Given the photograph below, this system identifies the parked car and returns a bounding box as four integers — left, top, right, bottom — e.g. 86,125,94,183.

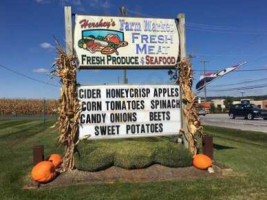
198,109,206,116
229,103,267,120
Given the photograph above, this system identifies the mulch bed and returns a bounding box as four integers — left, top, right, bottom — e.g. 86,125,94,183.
25,163,230,189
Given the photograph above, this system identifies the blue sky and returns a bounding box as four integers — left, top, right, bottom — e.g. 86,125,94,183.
1,0,267,99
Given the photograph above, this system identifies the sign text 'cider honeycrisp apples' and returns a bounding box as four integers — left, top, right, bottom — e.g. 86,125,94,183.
78,85,181,139
74,15,179,68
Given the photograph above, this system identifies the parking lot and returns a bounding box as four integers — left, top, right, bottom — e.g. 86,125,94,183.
200,114,267,133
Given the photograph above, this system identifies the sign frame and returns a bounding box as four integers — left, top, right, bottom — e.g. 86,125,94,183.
64,6,187,147
73,14,180,69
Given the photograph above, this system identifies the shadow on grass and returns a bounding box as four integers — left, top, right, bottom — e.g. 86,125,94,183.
204,125,267,144
213,143,235,150
0,120,35,130
0,120,55,142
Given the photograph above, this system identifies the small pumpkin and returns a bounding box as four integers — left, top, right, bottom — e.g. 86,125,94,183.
48,154,62,168
31,161,56,183
193,154,212,170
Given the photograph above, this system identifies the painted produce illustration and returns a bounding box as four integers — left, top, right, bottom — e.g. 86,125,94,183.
78,29,128,55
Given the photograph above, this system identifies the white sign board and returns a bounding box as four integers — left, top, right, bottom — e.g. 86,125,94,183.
78,85,181,140
74,15,179,68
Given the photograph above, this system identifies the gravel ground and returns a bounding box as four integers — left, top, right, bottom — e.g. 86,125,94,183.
25,164,222,189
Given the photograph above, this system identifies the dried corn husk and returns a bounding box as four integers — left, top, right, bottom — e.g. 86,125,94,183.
177,59,202,155
52,45,80,171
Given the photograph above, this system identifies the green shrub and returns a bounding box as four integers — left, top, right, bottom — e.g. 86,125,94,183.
114,144,155,169
75,137,192,171
155,142,192,167
74,141,114,171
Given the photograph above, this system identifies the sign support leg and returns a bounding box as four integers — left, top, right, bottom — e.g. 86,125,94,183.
177,13,189,149
65,6,73,56
177,13,202,155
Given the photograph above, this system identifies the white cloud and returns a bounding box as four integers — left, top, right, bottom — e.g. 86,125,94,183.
35,0,111,10
89,0,98,7
55,0,81,6
72,0,81,6
34,0,66,5
102,0,110,8
77,6,85,11
34,0,49,3
33,68,50,73
89,0,110,9
40,42,54,50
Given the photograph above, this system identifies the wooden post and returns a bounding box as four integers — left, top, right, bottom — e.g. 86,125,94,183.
202,135,213,159
120,6,128,84
59,6,79,171
177,13,189,148
64,6,73,56
43,98,46,129
178,14,186,60
33,145,44,166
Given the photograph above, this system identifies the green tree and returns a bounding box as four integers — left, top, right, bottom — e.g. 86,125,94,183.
216,105,222,113
224,97,233,112
210,103,216,113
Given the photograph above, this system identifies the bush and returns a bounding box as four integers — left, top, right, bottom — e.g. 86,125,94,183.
75,147,114,171
155,142,192,167
74,138,192,171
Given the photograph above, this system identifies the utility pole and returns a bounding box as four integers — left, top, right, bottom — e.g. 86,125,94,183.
43,98,46,129
120,6,128,84
201,61,208,102
241,91,245,98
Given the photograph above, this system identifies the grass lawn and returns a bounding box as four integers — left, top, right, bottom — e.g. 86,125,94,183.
0,119,267,200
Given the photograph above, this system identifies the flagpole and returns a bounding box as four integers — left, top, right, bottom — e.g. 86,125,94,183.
201,60,208,102
120,6,128,84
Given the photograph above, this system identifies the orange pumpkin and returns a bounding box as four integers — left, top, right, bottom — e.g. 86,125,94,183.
193,154,212,170
31,161,56,183
48,154,63,168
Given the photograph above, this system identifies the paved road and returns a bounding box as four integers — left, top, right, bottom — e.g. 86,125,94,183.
200,114,267,133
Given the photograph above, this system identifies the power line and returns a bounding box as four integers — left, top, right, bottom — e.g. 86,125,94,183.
187,23,267,35
209,83,267,92
124,10,267,35
123,10,267,93
0,64,59,88
194,53,251,57
187,22,267,32
126,8,155,18
187,27,260,35
193,68,267,72
192,33,264,63
211,77,267,88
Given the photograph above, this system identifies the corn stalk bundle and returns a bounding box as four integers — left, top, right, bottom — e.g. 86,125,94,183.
52,46,80,171
177,59,202,155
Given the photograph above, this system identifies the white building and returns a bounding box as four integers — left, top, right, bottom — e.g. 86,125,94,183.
211,99,225,110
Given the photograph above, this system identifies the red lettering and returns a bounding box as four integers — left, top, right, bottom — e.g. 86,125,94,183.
79,19,115,29
146,55,176,65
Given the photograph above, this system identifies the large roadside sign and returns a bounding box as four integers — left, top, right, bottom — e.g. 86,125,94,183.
74,15,179,69
78,85,181,139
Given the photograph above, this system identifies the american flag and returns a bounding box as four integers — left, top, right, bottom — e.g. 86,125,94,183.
196,62,247,91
